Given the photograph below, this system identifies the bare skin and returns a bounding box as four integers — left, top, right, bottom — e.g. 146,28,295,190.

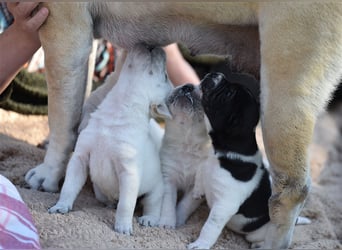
0,2,49,93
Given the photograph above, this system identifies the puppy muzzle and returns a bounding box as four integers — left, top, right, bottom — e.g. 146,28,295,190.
200,72,226,93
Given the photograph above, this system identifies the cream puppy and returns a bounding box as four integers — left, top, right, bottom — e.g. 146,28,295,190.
48,45,173,235
157,84,211,229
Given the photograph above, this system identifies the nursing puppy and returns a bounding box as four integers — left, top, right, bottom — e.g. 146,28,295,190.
48,45,172,235
27,2,342,248
189,73,309,249
157,84,211,229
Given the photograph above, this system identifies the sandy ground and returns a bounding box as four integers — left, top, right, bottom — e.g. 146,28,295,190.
0,107,341,249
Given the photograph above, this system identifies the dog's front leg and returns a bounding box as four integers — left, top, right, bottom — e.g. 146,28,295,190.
48,149,89,214
176,189,203,227
115,169,140,235
158,180,178,229
259,3,342,248
25,3,93,192
138,178,164,227
188,202,237,249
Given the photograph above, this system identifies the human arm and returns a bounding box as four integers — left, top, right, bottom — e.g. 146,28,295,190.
163,43,200,86
0,2,48,94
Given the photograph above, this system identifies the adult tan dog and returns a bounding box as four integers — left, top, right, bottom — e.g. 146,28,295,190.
25,2,342,249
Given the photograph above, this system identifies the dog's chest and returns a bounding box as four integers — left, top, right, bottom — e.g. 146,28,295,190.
161,142,209,191
89,153,120,201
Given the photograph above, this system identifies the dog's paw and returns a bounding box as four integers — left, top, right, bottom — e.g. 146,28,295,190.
157,217,176,229
138,215,159,227
114,221,133,235
187,239,210,249
250,241,264,249
296,216,311,225
48,203,72,214
176,217,186,228
25,163,60,192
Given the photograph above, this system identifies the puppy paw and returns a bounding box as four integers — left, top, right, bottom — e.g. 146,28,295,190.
187,239,210,249
157,217,176,229
251,241,264,249
25,163,60,192
296,216,311,225
114,221,133,235
48,203,72,214
176,217,186,228
138,215,159,227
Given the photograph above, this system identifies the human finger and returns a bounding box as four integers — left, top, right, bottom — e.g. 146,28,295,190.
26,6,49,31
8,2,40,19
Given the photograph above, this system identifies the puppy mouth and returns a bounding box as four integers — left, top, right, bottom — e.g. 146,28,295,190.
167,84,201,112
171,92,195,108
184,91,194,105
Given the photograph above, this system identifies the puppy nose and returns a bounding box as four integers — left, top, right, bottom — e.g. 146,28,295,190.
146,45,155,52
182,84,194,93
201,72,225,90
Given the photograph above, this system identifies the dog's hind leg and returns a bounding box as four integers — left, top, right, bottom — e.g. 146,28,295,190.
258,3,342,248
48,144,90,214
25,3,93,192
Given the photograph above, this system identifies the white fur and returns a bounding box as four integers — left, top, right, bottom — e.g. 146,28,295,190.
48,46,172,235
216,151,263,168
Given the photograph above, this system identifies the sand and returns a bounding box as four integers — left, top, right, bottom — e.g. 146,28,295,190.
0,107,341,249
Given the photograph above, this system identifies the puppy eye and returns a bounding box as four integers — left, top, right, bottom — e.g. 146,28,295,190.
164,73,168,82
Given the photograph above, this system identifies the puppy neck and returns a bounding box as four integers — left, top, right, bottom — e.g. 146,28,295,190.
209,130,258,156
215,150,263,169
164,118,211,152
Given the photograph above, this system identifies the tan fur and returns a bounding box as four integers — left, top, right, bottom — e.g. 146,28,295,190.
25,2,342,249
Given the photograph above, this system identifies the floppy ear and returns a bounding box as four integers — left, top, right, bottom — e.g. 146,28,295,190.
150,103,172,120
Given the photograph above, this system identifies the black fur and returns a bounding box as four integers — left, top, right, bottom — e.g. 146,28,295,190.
218,156,257,182
239,170,271,232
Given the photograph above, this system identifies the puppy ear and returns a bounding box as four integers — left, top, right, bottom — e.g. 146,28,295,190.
150,103,172,120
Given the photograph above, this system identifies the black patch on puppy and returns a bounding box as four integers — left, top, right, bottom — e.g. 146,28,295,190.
239,170,271,232
218,157,257,182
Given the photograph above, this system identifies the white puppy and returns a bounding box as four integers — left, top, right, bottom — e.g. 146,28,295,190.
156,84,211,229
48,45,173,235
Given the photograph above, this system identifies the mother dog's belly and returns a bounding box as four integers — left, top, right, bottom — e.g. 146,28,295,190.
90,2,260,76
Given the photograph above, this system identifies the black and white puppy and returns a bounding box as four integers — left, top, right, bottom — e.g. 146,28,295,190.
190,72,309,249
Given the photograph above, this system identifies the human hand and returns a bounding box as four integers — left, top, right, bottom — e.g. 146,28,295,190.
7,2,49,42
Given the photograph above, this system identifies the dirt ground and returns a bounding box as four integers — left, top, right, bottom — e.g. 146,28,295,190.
0,106,341,249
